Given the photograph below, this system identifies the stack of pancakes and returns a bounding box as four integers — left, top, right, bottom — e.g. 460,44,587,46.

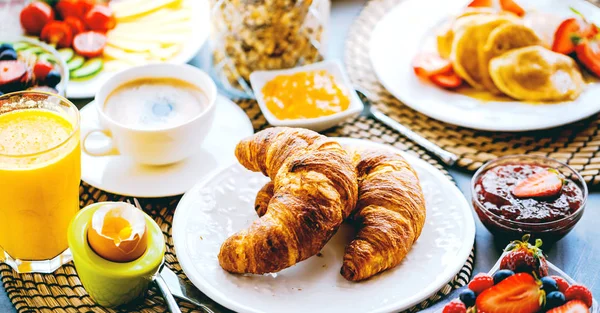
437,8,584,102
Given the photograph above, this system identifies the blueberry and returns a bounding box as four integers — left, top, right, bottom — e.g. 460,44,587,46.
493,269,515,284
0,49,17,61
44,70,61,88
546,291,566,309
459,289,477,307
541,276,558,293
0,43,13,54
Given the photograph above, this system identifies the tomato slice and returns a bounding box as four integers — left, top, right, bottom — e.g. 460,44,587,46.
40,21,73,49
552,18,597,54
19,2,55,36
430,71,463,89
85,5,116,33
73,31,107,58
64,16,86,35
412,53,453,78
500,0,525,17
576,40,600,78
467,0,492,7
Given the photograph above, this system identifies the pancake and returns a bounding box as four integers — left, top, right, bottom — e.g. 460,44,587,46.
479,23,542,94
450,15,515,89
489,46,584,101
436,8,498,58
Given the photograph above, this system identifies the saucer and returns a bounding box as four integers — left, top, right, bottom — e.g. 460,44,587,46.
80,95,254,198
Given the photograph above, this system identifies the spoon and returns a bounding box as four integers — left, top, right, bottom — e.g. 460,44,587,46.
129,198,182,313
356,89,459,166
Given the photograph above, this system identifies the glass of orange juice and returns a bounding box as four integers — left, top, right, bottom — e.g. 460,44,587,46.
0,91,80,273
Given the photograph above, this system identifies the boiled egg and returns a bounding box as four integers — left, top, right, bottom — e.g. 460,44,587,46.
87,203,148,262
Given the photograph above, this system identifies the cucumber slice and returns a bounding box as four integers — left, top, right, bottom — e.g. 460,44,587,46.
23,46,44,55
38,53,57,64
58,48,74,62
67,55,85,71
71,58,103,79
12,42,30,51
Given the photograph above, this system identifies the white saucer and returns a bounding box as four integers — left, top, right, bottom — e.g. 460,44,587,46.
80,95,254,198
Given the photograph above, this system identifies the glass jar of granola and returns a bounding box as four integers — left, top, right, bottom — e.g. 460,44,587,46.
209,0,330,98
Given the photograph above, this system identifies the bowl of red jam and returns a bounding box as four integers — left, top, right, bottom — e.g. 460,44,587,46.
471,155,587,242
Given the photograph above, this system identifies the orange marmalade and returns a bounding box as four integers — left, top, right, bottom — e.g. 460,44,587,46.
261,70,350,120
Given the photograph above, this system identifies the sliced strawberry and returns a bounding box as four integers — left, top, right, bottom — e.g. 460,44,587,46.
547,300,591,313
552,18,597,55
500,0,525,16
412,53,452,78
467,0,492,7
469,273,495,294
0,61,26,85
512,169,563,198
430,71,463,89
552,276,570,294
576,39,600,78
565,285,593,308
476,273,542,313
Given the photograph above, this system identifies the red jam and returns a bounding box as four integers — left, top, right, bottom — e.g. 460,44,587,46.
474,164,584,224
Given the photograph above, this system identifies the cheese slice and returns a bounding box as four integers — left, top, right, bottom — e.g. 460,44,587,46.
107,32,192,45
112,21,192,34
103,60,132,72
150,44,183,60
112,0,181,20
107,37,161,53
103,46,150,65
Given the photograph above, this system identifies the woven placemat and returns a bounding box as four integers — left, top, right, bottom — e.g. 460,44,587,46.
345,0,600,186
1,98,475,313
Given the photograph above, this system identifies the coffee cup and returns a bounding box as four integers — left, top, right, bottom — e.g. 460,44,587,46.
84,64,217,165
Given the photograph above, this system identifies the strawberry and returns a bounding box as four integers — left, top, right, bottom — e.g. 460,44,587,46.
469,273,494,294
552,276,570,293
500,234,549,277
476,273,542,313
512,168,563,198
547,300,591,313
467,0,492,7
565,285,593,308
443,300,467,313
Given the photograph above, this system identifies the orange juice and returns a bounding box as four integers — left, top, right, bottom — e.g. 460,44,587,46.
0,107,80,261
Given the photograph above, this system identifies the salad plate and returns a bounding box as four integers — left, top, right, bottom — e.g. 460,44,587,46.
369,0,600,131
172,138,476,313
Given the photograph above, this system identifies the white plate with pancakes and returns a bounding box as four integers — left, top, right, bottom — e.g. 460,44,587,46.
369,0,600,131
172,138,476,313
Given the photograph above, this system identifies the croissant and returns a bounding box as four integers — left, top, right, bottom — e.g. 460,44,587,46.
341,148,426,281
218,127,358,274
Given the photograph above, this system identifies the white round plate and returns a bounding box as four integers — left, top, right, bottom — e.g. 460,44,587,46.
67,0,210,99
80,95,253,198
173,138,476,313
369,0,600,132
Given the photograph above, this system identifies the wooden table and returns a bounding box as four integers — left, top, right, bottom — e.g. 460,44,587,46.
0,1,598,312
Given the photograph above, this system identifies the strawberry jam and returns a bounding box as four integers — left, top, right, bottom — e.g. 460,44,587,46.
474,164,584,223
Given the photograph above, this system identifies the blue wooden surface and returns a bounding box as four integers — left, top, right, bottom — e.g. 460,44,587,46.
0,1,598,311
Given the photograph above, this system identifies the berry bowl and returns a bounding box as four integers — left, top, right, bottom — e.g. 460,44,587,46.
425,236,598,313
0,36,69,96
471,155,587,242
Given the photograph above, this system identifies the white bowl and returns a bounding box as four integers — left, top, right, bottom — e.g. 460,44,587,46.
249,60,363,132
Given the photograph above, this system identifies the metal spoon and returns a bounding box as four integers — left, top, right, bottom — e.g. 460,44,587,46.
356,89,459,166
129,198,182,313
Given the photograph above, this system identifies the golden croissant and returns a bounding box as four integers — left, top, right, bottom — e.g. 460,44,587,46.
341,148,426,281
254,147,427,281
218,127,358,274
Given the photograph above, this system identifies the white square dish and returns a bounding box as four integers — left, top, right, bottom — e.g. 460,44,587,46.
249,60,364,132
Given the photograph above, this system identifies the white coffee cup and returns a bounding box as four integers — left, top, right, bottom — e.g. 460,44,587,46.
83,64,217,165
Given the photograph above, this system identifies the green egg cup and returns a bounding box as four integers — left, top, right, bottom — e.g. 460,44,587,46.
68,202,166,308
